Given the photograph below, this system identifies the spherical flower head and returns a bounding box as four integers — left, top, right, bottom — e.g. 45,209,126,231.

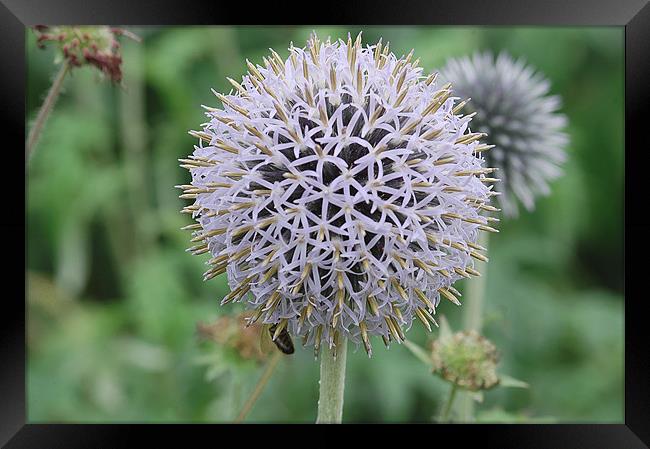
32,26,136,83
431,330,499,391
441,52,569,217
180,33,499,357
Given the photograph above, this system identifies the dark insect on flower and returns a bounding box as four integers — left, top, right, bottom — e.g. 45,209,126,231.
180,33,499,357
268,323,295,355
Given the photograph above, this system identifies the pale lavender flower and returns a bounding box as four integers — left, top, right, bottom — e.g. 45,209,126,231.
442,52,569,217
179,34,499,356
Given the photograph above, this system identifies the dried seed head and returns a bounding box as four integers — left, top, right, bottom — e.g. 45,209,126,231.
32,26,137,83
441,52,569,217
431,330,499,391
196,313,270,362
182,33,498,356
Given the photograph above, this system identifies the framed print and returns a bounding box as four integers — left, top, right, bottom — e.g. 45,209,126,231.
3,0,649,446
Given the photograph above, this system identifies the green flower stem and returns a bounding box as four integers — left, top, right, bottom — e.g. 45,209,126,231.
234,351,281,423
457,231,491,422
230,374,243,419
463,231,490,332
440,383,458,423
316,338,348,423
456,385,474,422
119,41,154,255
26,62,70,162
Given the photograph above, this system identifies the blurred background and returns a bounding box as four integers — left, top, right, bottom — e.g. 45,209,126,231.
26,26,623,423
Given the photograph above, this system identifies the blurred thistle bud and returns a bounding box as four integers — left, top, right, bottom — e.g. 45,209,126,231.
431,330,499,391
32,26,139,83
180,32,499,357
441,52,569,217
197,313,270,362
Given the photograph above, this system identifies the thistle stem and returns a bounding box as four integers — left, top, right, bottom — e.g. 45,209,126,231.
26,62,70,161
440,383,458,423
457,231,491,421
230,374,243,419
234,351,281,423
463,231,490,332
316,338,348,423
119,41,154,255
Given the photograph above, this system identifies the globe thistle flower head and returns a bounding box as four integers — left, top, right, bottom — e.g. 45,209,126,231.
180,33,499,357
431,330,499,391
441,52,569,217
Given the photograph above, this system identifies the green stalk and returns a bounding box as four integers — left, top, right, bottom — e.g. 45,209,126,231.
457,231,490,422
234,351,281,423
316,338,348,423
230,374,242,420
463,231,490,332
439,383,458,423
26,62,70,161
119,41,154,255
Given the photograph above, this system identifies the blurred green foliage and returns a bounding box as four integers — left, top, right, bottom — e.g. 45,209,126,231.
27,26,623,423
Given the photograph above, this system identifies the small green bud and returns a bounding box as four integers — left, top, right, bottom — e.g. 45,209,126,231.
431,330,499,391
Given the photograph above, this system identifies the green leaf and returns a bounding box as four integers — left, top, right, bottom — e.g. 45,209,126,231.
402,340,432,368
438,315,454,342
499,374,530,389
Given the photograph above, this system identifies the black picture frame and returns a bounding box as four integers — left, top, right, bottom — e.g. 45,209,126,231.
4,0,649,446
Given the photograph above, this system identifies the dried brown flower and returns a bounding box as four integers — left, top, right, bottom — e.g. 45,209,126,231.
32,26,138,83
197,313,270,362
